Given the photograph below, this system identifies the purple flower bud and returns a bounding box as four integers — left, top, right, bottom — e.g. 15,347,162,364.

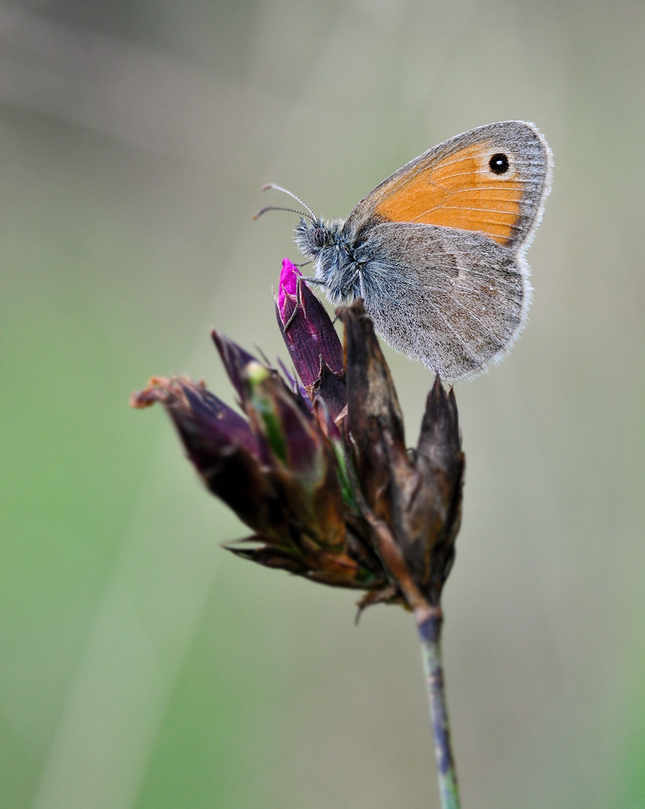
130,376,257,457
130,377,274,529
276,258,346,417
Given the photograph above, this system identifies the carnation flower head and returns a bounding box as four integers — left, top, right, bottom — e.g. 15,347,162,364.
131,257,464,614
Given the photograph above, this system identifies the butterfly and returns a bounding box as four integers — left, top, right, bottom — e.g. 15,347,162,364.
261,121,552,380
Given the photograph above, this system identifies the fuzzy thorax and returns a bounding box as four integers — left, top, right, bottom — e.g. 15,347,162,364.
294,217,362,306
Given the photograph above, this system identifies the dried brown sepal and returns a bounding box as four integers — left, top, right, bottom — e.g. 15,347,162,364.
338,300,406,514
228,536,379,590
413,380,464,605
338,300,465,609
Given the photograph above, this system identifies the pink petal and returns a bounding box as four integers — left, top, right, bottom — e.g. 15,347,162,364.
278,257,302,317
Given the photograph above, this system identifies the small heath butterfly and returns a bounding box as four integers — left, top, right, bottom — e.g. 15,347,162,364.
261,121,552,380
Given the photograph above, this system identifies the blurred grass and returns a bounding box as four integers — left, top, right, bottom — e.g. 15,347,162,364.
1,1,644,808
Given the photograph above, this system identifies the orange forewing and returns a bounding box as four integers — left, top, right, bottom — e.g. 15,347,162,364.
374,141,525,245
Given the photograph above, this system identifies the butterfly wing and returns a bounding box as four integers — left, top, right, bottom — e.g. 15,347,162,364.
353,222,528,379
345,121,552,251
338,121,551,378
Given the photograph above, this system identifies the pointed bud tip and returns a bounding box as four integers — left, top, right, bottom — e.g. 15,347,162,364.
278,258,302,318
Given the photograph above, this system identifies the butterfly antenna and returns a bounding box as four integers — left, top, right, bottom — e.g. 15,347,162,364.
254,205,314,221
261,183,316,220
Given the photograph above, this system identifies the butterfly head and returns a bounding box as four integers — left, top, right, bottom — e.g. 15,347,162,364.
293,217,342,260
294,217,362,305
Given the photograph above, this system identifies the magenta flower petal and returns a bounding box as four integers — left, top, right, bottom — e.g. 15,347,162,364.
278,257,301,318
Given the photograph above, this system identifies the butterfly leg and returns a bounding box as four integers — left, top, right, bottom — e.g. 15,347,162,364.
358,269,366,300
283,274,325,331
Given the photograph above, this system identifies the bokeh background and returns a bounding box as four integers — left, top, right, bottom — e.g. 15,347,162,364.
2,1,645,807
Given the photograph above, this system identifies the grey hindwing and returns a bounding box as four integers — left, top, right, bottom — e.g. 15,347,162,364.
355,222,528,380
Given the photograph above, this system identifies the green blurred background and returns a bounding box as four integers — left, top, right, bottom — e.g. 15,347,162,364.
1,0,644,807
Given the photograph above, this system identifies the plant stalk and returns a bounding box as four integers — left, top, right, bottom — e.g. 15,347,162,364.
416,606,461,809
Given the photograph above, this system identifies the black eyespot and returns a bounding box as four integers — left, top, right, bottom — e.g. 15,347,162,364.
312,227,326,248
489,153,509,175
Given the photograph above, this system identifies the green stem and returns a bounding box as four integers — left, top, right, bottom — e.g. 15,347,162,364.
416,606,461,809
